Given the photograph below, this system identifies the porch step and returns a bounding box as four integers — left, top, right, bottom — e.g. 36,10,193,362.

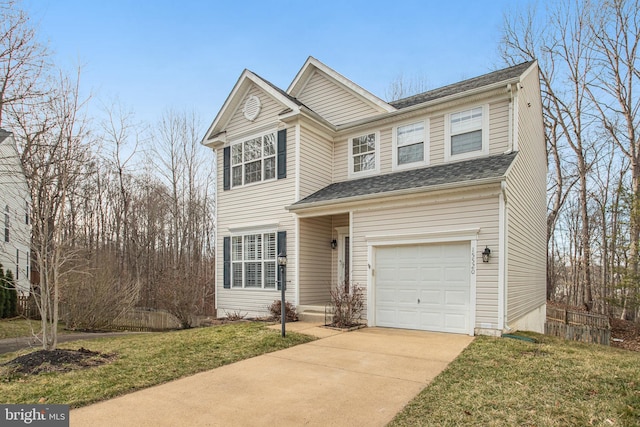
299,310,331,324
297,304,333,324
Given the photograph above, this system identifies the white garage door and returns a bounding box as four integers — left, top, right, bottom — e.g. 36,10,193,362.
375,242,471,334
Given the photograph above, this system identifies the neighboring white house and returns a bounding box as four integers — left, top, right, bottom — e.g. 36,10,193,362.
202,57,547,336
0,129,31,294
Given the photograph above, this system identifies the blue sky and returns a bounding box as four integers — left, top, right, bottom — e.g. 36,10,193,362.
22,0,520,128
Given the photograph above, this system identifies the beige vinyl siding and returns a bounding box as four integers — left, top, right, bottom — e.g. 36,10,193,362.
297,70,381,125
298,216,332,305
505,64,547,323
429,115,445,165
333,137,348,182
351,191,501,327
298,125,333,199
225,85,284,138
488,100,510,154
216,126,297,317
331,98,510,184
379,128,392,174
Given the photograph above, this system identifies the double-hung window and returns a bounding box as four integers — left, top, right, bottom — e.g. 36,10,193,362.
231,132,276,187
393,120,428,170
349,132,379,177
231,232,277,289
445,105,489,161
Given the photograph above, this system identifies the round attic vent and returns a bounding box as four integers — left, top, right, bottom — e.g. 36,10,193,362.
243,95,261,121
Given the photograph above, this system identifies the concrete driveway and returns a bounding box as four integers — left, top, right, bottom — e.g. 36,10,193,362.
71,324,473,427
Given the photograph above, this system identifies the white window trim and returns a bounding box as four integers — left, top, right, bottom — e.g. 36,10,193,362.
230,230,278,291
392,119,430,171
348,131,380,179
230,129,278,188
444,104,490,163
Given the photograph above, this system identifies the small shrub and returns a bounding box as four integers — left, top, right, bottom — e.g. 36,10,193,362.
268,300,298,322
329,283,365,328
224,310,247,321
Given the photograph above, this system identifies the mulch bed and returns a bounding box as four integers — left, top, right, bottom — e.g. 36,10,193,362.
2,347,116,376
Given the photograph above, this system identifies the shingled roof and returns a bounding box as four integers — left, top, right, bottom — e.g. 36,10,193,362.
289,152,517,210
390,62,534,109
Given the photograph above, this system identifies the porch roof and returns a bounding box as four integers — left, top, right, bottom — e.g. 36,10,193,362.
288,152,517,211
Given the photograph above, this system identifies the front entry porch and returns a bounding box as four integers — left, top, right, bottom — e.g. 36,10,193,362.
297,212,350,320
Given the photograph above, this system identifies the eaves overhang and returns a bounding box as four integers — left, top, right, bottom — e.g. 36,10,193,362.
287,176,505,214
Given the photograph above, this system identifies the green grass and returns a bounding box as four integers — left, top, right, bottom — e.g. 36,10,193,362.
0,318,67,340
0,322,314,407
390,333,640,426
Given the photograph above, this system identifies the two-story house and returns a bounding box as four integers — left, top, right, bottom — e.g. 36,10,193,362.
202,57,546,336
0,129,31,294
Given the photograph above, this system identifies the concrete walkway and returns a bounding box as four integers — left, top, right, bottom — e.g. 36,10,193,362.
71,323,473,427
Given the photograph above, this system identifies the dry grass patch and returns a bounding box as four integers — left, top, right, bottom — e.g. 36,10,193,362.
390,333,640,426
0,322,314,407
0,319,67,340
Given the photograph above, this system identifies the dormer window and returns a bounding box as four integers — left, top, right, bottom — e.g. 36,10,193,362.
349,132,379,177
231,132,276,187
444,105,489,162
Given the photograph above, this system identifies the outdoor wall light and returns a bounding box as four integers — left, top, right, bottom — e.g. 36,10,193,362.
482,246,491,263
277,252,287,266
331,239,337,250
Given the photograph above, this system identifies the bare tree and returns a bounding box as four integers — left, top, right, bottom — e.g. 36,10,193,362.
586,0,640,317
502,1,598,309
7,68,90,350
0,0,49,126
385,72,430,101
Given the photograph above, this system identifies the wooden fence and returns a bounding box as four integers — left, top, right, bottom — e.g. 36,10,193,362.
545,307,610,345
111,309,182,332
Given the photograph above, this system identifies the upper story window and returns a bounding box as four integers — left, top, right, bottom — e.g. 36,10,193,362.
392,120,429,170
231,232,277,289
4,205,9,243
444,105,489,162
231,132,276,187
349,132,379,177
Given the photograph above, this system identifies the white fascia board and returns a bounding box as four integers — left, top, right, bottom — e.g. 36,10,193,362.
287,176,504,214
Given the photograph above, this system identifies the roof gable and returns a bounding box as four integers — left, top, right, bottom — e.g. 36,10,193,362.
202,70,302,146
288,57,395,122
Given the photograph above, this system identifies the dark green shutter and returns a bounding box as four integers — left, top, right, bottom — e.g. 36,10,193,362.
277,231,286,290
277,129,286,179
223,236,231,289
223,146,231,191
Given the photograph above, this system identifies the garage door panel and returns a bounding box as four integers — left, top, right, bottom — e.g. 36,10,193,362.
445,290,468,306
397,290,419,303
375,242,471,334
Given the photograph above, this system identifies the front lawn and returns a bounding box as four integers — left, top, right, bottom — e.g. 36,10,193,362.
390,333,640,426
0,322,313,407
0,318,67,340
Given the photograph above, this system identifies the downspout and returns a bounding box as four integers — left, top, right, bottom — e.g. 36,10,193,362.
507,84,514,153
498,181,508,331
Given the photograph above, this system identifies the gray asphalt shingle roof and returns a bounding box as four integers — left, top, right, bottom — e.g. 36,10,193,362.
390,62,534,109
290,152,517,209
